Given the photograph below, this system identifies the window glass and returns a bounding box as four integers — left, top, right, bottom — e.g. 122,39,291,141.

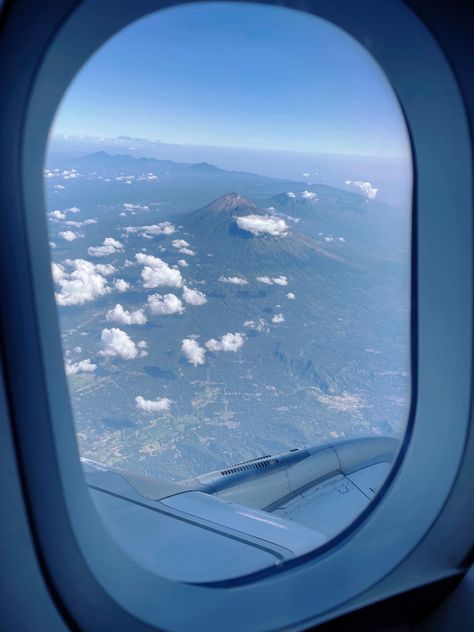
44,3,412,543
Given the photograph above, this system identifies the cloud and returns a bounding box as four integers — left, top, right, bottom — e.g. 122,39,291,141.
256,275,288,286
272,313,285,324
88,237,124,257
135,253,183,288
49,241,57,249
49,210,66,220
113,278,130,292
172,239,190,249
243,319,269,333
205,332,246,353
53,259,112,305
93,263,115,276
147,293,184,315
301,190,318,201
100,327,146,359
124,222,175,238
124,203,149,211
287,292,296,300
219,275,248,285
236,214,288,237
287,192,296,199
106,304,147,325
177,259,188,268
65,358,97,376
182,286,207,306
59,230,80,241
66,206,80,214
345,180,378,199
135,395,171,413
54,184,65,190
178,247,196,256
181,338,206,366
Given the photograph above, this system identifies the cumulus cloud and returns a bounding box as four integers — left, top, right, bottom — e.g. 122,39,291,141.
345,180,378,199
287,292,296,300
53,259,112,306
100,328,146,359
272,313,285,324
66,206,80,214
287,192,296,199
243,319,269,333
49,210,66,220
147,293,184,315
136,253,183,288
124,203,149,211
182,286,207,306
236,214,288,237
113,278,130,292
124,222,175,238
172,239,190,249
205,332,246,353
256,275,288,286
106,304,147,325
219,275,248,285
135,395,171,413
59,230,80,241
301,190,318,201
93,263,115,276
65,358,97,376
177,259,188,268
181,338,206,366
88,237,124,257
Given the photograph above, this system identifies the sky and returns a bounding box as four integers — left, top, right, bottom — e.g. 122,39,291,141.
52,2,410,159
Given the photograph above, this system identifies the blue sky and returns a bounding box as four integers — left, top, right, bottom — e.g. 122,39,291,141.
52,2,410,158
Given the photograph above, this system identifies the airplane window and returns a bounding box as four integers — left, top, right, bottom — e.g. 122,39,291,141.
44,2,412,577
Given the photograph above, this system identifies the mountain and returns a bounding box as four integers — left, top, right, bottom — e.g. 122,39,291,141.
180,193,344,271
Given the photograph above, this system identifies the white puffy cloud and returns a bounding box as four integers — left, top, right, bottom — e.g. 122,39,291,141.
49,210,66,220
59,230,80,241
301,190,318,201
256,275,288,286
66,206,80,214
88,237,124,257
147,293,184,315
236,214,288,237
106,304,147,325
272,313,285,324
124,222,175,238
53,259,112,306
287,192,296,199
65,358,97,376
179,247,196,256
113,278,130,292
124,203,149,211
177,259,188,268
49,241,57,249
182,286,207,306
181,338,206,366
219,275,248,285
54,184,65,190
93,263,115,276
135,395,171,413
100,328,146,359
243,319,269,333
345,180,378,199
205,332,246,353
172,239,190,249
287,292,296,300
135,253,183,288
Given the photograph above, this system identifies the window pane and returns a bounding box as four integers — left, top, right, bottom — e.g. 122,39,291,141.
44,2,412,561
